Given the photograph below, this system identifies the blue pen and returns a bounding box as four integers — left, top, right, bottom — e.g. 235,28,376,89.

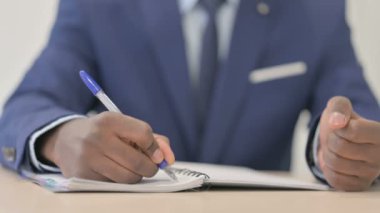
79,70,177,181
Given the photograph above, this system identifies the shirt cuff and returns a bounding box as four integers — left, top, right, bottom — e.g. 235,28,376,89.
311,123,325,180
28,115,85,172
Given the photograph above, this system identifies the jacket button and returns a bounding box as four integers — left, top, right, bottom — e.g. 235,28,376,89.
2,147,16,162
257,2,270,16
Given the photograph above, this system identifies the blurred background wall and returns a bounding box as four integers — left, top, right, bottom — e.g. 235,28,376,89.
0,0,379,175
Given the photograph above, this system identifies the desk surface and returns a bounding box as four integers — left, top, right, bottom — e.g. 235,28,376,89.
1,167,380,213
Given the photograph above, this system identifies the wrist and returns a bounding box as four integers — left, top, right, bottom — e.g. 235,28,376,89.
45,118,89,167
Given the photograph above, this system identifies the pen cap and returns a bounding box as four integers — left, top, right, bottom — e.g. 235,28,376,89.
79,70,102,95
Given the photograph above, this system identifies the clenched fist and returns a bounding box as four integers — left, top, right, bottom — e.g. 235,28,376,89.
319,96,380,191
38,112,175,183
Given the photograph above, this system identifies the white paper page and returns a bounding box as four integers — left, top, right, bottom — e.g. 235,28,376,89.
68,170,204,192
173,162,329,190
21,169,204,192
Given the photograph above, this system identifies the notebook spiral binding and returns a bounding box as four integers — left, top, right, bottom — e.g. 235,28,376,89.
171,168,210,180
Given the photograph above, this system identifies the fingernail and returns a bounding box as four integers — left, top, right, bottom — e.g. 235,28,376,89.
152,149,164,163
329,112,346,126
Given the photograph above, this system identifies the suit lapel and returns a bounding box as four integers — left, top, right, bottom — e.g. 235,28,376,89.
140,1,197,159
199,0,274,162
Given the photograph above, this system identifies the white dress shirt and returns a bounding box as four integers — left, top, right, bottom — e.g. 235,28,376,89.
180,0,240,90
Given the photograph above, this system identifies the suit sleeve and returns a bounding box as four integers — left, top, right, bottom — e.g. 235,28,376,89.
305,3,380,180
0,0,99,172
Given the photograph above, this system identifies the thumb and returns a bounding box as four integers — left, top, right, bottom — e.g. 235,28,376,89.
326,96,353,129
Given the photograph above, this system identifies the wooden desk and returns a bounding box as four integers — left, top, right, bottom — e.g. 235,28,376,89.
1,167,380,213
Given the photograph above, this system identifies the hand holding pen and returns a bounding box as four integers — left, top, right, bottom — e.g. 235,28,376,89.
79,70,177,181
37,71,176,183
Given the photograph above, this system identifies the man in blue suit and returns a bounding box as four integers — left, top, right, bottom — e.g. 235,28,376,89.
1,0,380,191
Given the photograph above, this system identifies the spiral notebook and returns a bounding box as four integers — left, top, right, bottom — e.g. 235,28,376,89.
22,162,329,192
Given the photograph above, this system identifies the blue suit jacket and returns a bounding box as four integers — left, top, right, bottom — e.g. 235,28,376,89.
1,0,379,173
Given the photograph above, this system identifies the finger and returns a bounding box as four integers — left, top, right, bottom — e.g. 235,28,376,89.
154,134,170,145
154,134,175,165
325,96,353,129
94,112,164,163
118,116,163,163
322,164,371,191
102,138,158,177
335,118,380,144
327,131,378,163
319,97,353,149
323,145,378,179
91,155,143,183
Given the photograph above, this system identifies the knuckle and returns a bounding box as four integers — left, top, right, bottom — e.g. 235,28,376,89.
93,113,108,126
140,121,153,136
136,122,154,147
94,112,117,127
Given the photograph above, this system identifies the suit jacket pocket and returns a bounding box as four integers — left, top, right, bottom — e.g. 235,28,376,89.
249,61,307,84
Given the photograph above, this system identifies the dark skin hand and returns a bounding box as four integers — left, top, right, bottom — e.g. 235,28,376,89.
319,96,380,191
39,112,175,183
